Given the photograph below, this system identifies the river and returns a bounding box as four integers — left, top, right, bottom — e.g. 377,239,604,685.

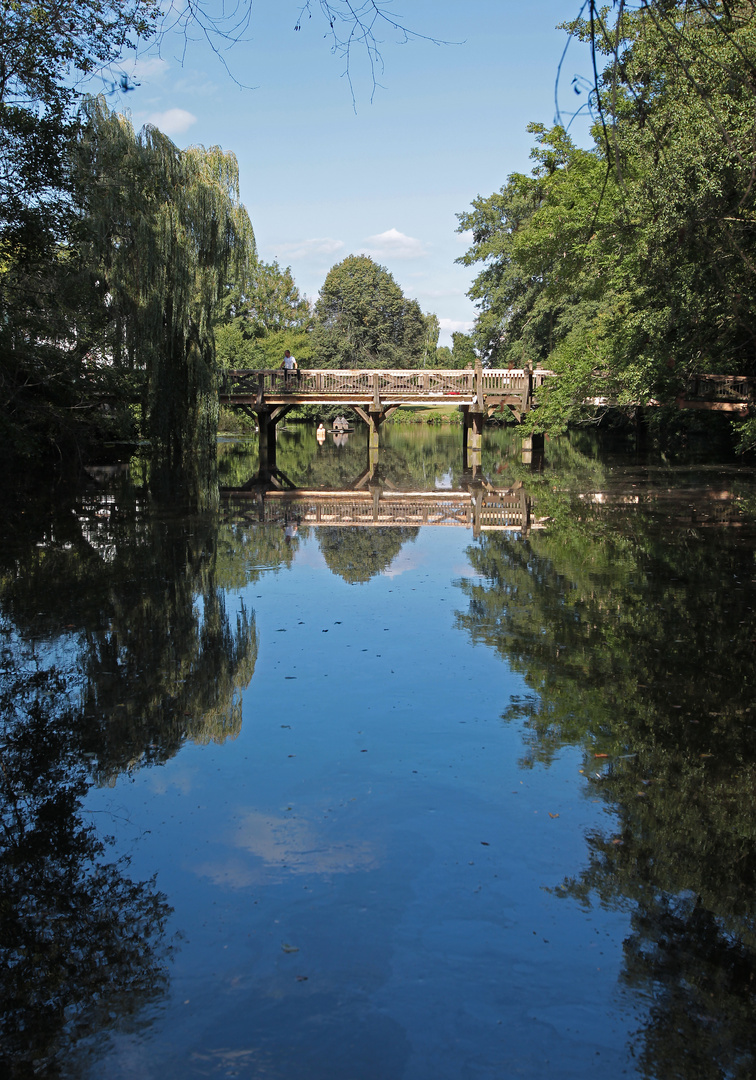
3,422,756,1079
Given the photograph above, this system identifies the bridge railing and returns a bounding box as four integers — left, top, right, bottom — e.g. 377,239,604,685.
220,490,538,530
220,368,556,400
685,374,756,402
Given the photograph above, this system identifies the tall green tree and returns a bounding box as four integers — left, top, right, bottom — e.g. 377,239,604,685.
459,3,756,442
0,0,158,260
214,259,313,369
74,97,256,462
312,254,426,369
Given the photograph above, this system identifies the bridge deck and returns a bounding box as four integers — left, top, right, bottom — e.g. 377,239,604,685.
219,368,756,413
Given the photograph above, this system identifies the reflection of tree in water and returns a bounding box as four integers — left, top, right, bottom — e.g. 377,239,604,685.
215,521,302,590
0,662,172,1079
0,466,263,1073
454,497,756,1079
218,423,614,496
317,527,419,583
0,471,258,779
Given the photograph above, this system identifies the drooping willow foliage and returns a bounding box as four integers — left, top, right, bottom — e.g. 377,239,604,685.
74,97,256,465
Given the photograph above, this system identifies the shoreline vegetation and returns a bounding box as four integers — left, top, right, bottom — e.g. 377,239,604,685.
4,4,756,468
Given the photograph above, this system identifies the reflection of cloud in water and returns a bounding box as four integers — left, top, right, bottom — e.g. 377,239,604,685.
381,549,425,579
195,810,377,888
293,543,328,570
451,561,480,579
147,766,196,796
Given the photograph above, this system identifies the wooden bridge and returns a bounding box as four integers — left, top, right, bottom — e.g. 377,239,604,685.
219,364,756,475
219,363,552,413
219,362,552,473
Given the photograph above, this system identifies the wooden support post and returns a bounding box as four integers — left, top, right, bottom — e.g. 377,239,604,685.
470,411,483,452
257,409,280,479
353,404,384,473
471,485,484,539
368,412,381,476
461,406,471,471
520,432,544,469
368,413,380,453
258,411,273,476
522,363,533,415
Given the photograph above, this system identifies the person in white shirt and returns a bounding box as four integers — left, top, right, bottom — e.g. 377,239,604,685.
281,349,298,390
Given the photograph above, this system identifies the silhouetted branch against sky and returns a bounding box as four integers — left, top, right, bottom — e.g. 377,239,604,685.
151,0,455,101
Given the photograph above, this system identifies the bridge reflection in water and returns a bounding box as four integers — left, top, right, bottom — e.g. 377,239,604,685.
221,480,544,539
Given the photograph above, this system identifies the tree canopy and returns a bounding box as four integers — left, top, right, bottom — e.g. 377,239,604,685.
214,259,314,370
459,1,756,446
0,95,256,464
312,254,427,369
0,0,158,259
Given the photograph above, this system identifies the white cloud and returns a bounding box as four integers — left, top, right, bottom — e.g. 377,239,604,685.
274,237,345,261
130,56,169,81
439,317,474,335
363,227,428,260
145,107,197,135
455,230,474,245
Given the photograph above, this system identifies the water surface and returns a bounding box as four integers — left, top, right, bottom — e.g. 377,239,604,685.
3,424,756,1079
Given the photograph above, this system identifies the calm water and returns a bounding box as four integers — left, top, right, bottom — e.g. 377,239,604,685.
3,424,756,1079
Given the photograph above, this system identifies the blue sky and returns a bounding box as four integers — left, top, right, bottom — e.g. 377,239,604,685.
114,2,593,345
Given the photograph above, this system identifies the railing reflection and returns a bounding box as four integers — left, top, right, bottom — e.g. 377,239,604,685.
220,481,544,539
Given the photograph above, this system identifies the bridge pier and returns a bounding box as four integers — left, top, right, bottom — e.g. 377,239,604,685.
461,403,484,477
258,412,276,474
351,405,397,475
521,432,544,468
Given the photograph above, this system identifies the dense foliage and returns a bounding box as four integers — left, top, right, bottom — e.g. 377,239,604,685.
1,92,256,464
214,259,315,370
459,1,756,446
312,254,429,369
0,0,158,259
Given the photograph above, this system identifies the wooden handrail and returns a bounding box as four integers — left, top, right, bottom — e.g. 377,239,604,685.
219,368,756,408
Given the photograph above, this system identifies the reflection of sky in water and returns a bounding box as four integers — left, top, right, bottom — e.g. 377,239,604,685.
84,524,639,1079
196,807,378,887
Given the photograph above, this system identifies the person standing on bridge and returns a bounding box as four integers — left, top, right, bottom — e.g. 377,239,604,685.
281,349,298,390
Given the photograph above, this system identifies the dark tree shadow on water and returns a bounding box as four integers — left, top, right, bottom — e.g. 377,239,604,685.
454,474,756,1079
0,460,261,1075
0,663,172,1079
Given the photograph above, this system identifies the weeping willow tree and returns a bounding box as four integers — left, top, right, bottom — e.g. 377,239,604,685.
74,97,256,465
